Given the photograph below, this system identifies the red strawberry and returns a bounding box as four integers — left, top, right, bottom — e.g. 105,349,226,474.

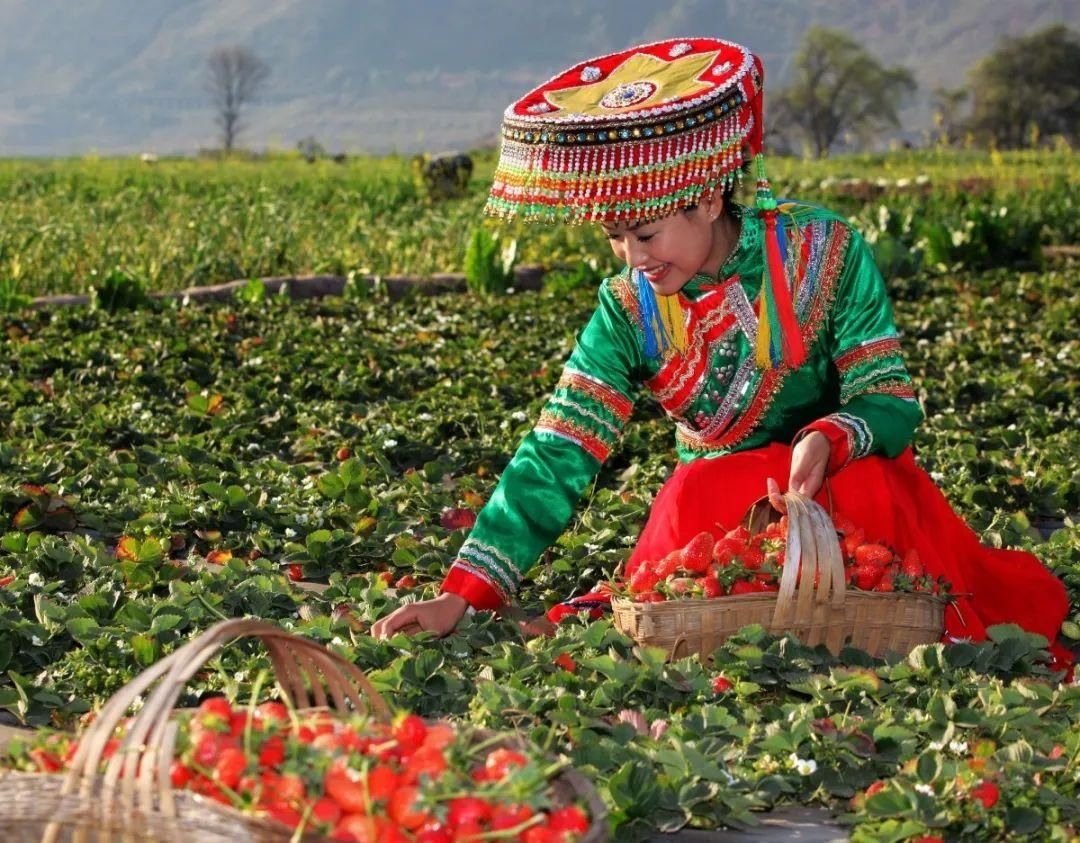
724,526,750,542
712,675,733,694
212,747,248,790
666,576,697,596
728,580,761,596
679,532,715,574
713,537,743,566
635,591,666,603
393,714,428,752
901,549,924,578
553,653,576,673
970,779,1000,809
324,764,369,813
446,796,493,828
854,544,894,568
852,564,884,591
702,576,724,598
548,805,590,833
388,786,429,830
491,804,535,832
872,577,895,592
629,568,660,594
843,529,866,558
484,748,527,780
740,546,766,570
655,551,681,578
394,574,418,589
439,507,477,531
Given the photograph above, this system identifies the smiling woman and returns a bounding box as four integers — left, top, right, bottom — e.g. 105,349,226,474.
370,37,1072,671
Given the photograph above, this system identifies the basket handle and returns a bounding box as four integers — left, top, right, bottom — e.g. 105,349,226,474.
48,619,392,840
770,492,846,630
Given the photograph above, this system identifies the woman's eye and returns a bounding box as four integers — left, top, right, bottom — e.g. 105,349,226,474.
638,234,654,242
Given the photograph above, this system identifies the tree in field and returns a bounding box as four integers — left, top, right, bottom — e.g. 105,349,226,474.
966,25,1080,149
206,46,270,153
931,87,969,146
772,27,916,157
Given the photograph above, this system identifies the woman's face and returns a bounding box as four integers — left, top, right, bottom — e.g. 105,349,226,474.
601,194,726,296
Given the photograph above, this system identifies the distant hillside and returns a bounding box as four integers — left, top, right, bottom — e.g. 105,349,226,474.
1,0,1076,156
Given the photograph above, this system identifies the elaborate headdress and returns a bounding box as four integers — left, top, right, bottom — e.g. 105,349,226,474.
486,38,805,370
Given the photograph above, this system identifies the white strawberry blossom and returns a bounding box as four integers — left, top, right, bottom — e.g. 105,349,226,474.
789,753,817,775
27,573,44,587
383,439,398,449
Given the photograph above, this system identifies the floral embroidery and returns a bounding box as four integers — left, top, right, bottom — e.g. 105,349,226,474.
835,336,902,374
559,368,633,421
548,395,623,438
840,360,910,403
861,379,918,402
535,411,613,462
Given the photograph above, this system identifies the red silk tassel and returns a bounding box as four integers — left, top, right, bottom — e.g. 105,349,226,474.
762,210,806,368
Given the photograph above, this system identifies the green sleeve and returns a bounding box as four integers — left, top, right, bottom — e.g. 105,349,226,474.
804,229,923,471
440,281,642,608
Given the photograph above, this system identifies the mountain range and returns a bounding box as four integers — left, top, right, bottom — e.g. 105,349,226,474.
1,0,1076,156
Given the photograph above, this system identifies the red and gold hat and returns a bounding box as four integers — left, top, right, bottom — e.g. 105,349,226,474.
486,37,768,224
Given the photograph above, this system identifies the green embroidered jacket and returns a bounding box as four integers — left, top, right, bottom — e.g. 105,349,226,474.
441,203,923,609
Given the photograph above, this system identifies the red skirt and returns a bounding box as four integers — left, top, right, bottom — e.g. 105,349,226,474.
549,444,1073,670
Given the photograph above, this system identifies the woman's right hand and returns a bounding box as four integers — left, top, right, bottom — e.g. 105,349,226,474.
371,592,469,640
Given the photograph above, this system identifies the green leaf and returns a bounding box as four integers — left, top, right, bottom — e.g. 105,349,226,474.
1006,806,1042,834
130,633,160,667
607,760,660,817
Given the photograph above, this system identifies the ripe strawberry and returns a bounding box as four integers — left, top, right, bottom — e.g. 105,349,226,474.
198,696,233,721
737,546,765,570
854,544,894,568
729,580,761,596
335,447,352,461
629,568,660,594
724,526,750,543
404,746,448,783
521,826,558,843
439,507,477,531
394,574,417,589
28,748,62,773
446,796,492,828
655,551,681,578
832,512,856,535
421,722,456,752
311,796,342,828
491,804,535,831
212,746,248,790
255,700,289,724
851,564,884,591
634,591,666,603
276,772,306,805
901,549,924,578
324,764,369,814
713,537,743,566
548,805,590,833
679,531,715,574
843,528,866,558
256,735,284,767
702,576,724,598
170,761,193,788
553,652,577,673
865,780,887,796
970,779,1000,808
287,564,304,582
872,577,895,592
0,575,15,587
484,748,528,780
333,814,380,843
393,713,428,752
266,802,304,830
388,785,430,830
414,828,454,843
712,675,733,694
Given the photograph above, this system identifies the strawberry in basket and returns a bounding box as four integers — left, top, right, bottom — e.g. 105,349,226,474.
619,511,949,602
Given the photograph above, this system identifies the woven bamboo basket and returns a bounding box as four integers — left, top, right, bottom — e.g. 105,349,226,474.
612,491,946,661
0,618,608,843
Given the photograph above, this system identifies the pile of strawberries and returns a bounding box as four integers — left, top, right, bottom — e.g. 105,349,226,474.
620,512,948,603
7,697,592,843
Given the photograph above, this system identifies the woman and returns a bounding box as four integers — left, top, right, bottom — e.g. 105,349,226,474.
372,37,1070,668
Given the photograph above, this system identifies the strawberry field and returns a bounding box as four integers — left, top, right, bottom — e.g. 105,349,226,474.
0,153,1078,841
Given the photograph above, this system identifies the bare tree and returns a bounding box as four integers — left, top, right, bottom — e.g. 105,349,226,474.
206,46,269,153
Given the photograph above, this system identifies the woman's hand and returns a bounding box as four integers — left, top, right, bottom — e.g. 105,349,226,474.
788,431,831,498
371,592,469,640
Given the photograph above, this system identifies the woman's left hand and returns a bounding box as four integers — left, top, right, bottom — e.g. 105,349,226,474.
788,431,831,498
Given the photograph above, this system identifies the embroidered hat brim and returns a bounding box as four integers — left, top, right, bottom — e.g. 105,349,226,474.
486,38,764,224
